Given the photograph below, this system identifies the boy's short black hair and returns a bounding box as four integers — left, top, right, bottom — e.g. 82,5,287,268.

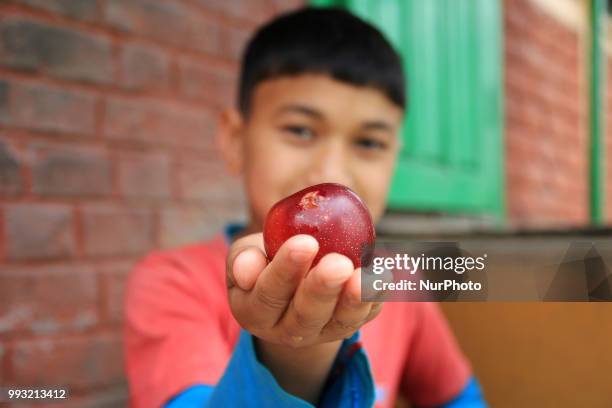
238,7,406,116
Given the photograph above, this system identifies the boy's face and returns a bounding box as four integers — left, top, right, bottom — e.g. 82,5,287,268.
219,73,403,231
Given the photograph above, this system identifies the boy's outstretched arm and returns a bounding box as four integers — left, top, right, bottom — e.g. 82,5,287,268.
166,327,371,408
224,232,382,403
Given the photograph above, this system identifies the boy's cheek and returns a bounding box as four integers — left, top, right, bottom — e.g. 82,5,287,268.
366,197,387,225
358,165,395,222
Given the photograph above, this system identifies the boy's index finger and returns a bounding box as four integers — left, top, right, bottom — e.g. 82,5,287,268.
226,233,266,290
250,235,319,322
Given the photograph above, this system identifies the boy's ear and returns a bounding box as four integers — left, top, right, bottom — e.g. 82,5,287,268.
216,108,245,176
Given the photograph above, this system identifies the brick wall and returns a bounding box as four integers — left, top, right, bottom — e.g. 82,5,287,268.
0,0,302,406
607,54,612,223
504,0,590,228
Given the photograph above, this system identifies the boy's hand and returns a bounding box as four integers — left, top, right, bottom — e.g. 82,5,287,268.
226,232,383,402
226,232,382,347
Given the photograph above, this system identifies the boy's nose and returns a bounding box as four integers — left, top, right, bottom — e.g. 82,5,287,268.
305,142,354,188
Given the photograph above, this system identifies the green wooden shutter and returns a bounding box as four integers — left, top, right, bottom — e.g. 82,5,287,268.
311,0,504,223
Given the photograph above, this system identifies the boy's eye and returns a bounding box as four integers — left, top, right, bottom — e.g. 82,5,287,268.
282,125,315,140
355,137,387,150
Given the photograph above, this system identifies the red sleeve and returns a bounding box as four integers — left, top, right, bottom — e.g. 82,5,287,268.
123,244,237,408
400,302,471,406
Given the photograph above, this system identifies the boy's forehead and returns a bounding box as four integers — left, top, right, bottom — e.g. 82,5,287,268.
250,74,404,123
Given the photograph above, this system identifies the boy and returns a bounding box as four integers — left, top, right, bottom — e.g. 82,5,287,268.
124,7,486,408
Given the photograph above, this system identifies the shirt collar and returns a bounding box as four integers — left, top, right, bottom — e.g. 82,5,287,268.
223,222,246,246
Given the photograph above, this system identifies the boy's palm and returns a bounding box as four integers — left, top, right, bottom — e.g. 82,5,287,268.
226,233,382,347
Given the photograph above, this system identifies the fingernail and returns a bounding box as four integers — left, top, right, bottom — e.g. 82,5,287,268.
232,249,264,290
325,270,352,288
232,251,251,289
291,336,304,343
288,235,318,263
290,249,315,263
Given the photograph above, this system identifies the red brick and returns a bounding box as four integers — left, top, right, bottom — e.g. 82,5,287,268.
0,264,98,335
11,0,99,22
554,81,581,113
101,268,129,324
0,80,96,135
0,81,8,123
269,0,306,14
104,98,215,149
31,144,112,196
505,0,531,36
0,343,6,381
104,0,218,54
155,105,215,149
504,40,525,67
9,334,124,390
118,152,170,199
177,155,243,202
104,97,159,144
186,14,221,54
0,138,23,195
218,25,252,61
522,42,549,70
82,205,153,256
120,42,170,91
0,17,113,84
106,276,126,324
199,0,273,23
506,98,539,131
177,57,237,107
5,203,75,260
505,96,525,124
159,203,243,248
